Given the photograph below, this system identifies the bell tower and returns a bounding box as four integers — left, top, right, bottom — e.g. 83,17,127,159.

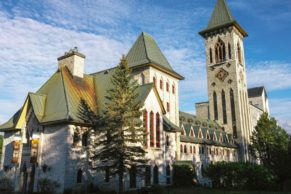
199,0,251,161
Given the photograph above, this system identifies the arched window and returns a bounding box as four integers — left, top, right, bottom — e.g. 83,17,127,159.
150,111,154,147
198,131,203,139
82,132,88,147
129,166,137,188
190,146,192,153
143,111,148,148
172,84,175,94
237,42,242,65
184,145,187,153
160,79,163,90
156,113,160,148
181,128,185,135
221,90,227,124
77,169,82,183
213,91,218,120
105,167,110,182
206,133,210,140
153,165,159,184
166,165,171,184
209,48,213,63
190,129,194,137
193,146,196,154
228,43,232,59
153,77,156,86
180,144,183,153
166,82,169,92
141,73,145,85
166,135,170,147
215,39,226,63
145,166,151,186
230,89,237,138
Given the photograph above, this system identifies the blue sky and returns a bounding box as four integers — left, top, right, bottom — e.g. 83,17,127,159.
0,0,291,133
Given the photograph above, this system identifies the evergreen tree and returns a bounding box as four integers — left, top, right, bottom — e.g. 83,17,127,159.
79,56,147,193
249,112,289,184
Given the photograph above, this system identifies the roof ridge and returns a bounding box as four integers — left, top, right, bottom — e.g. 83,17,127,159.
60,67,70,120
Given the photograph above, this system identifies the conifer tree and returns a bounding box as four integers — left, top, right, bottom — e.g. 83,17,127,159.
78,56,147,194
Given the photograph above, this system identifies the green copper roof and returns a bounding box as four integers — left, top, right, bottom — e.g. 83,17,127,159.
208,0,234,30
126,32,173,70
126,32,184,80
0,110,21,130
199,0,247,37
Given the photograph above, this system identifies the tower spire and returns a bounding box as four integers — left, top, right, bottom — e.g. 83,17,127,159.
199,0,247,37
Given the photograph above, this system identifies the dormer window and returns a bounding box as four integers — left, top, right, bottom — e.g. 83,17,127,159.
198,131,203,139
190,129,194,137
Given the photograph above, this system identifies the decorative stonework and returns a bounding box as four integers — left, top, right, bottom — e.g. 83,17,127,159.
215,68,229,82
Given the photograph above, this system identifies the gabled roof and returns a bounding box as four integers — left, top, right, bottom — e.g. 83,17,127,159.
0,67,97,131
92,68,165,114
126,32,172,70
126,32,184,80
199,0,247,37
248,86,267,98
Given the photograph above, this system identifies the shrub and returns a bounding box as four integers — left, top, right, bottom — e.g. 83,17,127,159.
204,162,276,190
38,178,60,194
172,164,196,187
0,177,13,192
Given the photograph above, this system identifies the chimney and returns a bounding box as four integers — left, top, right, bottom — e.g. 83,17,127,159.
58,47,85,78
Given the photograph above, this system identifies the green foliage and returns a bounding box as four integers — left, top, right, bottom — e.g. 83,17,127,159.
78,56,147,193
0,177,13,192
204,162,275,190
249,113,289,185
173,164,196,187
37,178,60,194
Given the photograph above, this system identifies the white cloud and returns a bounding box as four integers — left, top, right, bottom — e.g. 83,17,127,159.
247,61,291,91
269,98,291,134
0,11,130,123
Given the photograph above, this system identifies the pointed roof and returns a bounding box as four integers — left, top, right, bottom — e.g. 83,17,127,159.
199,0,247,37
126,32,184,80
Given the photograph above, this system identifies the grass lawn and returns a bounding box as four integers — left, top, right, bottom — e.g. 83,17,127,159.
91,187,290,194
165,187,290,194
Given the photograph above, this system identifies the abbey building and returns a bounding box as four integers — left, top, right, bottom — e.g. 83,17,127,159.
0,0,269,193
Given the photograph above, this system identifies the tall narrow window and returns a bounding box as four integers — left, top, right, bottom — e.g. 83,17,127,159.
153,165,159,184
150,111,154,147
166,165,171,184
237,42,242,65
160,79,163,90
193,146,196,154
230,89,237,138
141,73,145,85
166,82,169,92
228,43,232,59
129,166,137,188
143,111,148,148
184,145,187,153
221,90,227,124
105,167,110,182
166,135,170,147
190,146,192,153
82,132,88,147
172,84,175,94
180,144,183,153
145,166,151,186
167,102,170,112
215,39,226,63
153,77,156,86
156,113,160,148
77,169,82,183
213,91,218,120
209,48,213,63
